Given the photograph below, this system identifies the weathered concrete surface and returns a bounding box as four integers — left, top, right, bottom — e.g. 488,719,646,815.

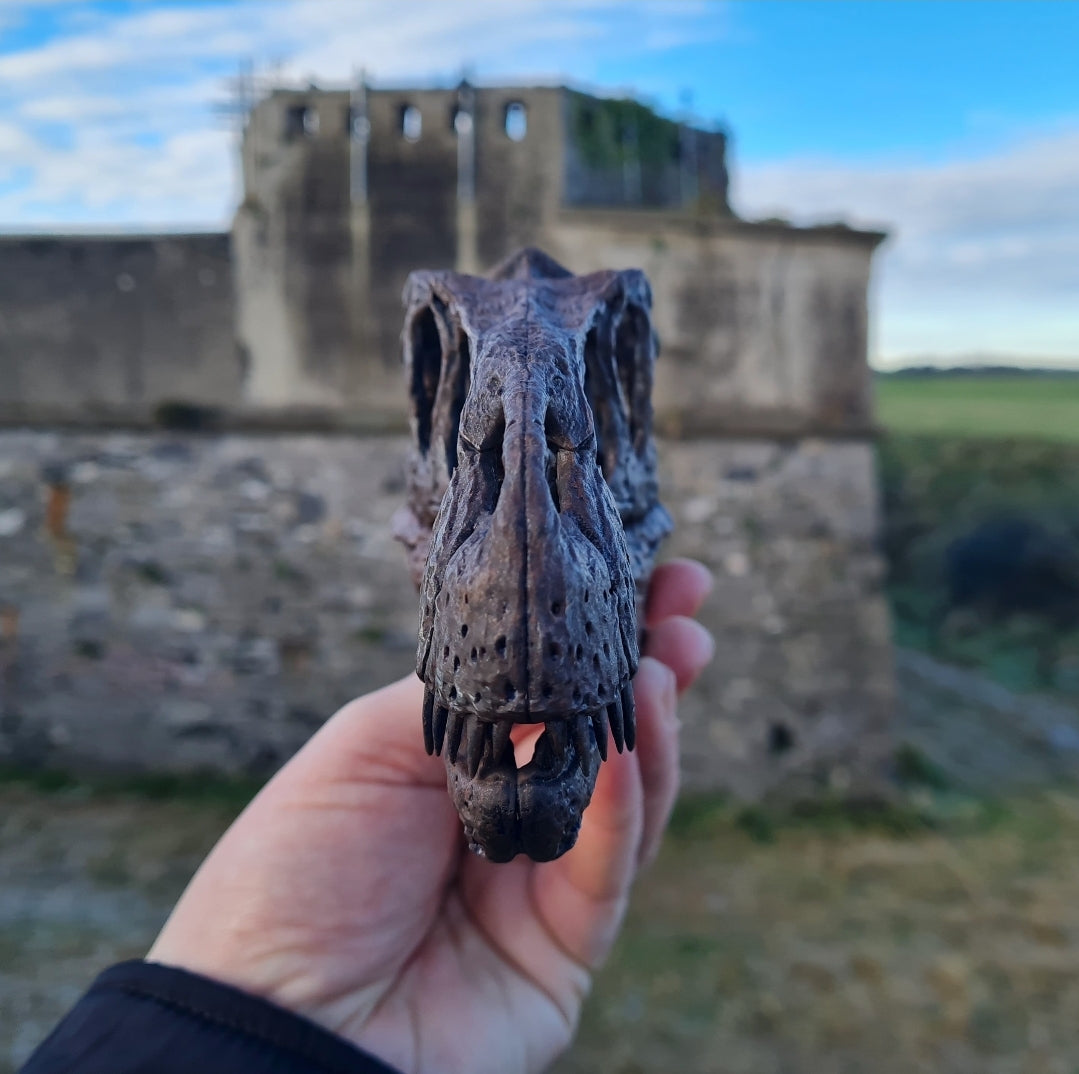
0,85,881,440
551,214,879,436
230,212,879,438
0,430,893,798
0,235,239,425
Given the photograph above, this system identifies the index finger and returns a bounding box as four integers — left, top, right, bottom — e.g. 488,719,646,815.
645,558,713,627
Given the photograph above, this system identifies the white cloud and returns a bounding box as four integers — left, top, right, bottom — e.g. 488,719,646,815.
0,0,717,227
0,0,703,88
736,127,1079,362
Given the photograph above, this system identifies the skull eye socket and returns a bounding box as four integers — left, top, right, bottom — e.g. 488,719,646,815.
583,325,606,474
409,306,442,456
614,304,651,453
407,302,471,476
583,301,655,481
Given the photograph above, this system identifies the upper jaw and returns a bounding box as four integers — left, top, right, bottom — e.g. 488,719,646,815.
421,680,635,772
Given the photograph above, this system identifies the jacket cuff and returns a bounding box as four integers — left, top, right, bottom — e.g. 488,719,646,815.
21,959,404,1074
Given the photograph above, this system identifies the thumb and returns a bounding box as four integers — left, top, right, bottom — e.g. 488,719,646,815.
277,674,446,793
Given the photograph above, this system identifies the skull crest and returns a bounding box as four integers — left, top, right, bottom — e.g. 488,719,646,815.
393,248,671,862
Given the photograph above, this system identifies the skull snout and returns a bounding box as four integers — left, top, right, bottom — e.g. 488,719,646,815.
425,384,634,721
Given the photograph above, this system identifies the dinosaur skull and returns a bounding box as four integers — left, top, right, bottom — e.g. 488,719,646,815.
393,248,670,862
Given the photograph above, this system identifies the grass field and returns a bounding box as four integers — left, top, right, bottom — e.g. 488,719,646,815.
874,374,1079,442
9,647,1079,1074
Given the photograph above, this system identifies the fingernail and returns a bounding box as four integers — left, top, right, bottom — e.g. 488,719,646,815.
669,557,715,598
690,560,716,597
689,620,716,669
660,663,678,725
639,657,678,713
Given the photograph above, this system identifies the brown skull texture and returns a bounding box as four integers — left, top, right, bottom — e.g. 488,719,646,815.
393,248,670,862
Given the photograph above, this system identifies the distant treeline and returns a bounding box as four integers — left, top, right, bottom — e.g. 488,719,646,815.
877,366,1079,379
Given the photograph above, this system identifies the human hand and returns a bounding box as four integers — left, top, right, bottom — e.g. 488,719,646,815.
149,559,714,1074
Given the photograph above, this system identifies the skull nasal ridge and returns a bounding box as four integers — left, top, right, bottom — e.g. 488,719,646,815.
486,381,563,527
463,378,573,716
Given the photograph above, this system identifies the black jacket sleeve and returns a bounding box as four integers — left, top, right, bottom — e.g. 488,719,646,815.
19,960,405,1074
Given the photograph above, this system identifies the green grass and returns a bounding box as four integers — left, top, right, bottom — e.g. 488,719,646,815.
558,785,1079,1074
0,765,264,808
875,374,1079,442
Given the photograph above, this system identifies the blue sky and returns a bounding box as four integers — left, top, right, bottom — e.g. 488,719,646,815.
1,0,1077,365
627,2,1079,160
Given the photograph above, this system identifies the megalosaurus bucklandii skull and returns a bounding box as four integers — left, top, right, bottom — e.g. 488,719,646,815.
393,248,671,862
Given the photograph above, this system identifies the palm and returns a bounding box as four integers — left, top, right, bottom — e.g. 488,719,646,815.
150,561,713,1074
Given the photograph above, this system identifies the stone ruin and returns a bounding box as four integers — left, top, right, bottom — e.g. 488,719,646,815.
0,81,894,801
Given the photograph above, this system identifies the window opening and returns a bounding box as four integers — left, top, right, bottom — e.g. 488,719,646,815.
400,104,422,142
285,104,318,140
504,101,527,141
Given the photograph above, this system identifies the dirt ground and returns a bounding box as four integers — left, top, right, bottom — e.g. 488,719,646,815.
5,653,1079,1073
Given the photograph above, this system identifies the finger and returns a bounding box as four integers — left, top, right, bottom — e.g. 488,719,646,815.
511,723,544,767
631,657,681,868
645,558,713,628
644,616,715,694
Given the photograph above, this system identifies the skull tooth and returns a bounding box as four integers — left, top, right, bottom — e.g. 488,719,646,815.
591,709,609,762
490,719,512,764
445,709,464,764
433,705,449,756
421,687,436,756
620,621,638,676
607,699,625,754
545,719,570,757
620,681,636,752
418,634,434,681
465,717,486,778
573,715,594,778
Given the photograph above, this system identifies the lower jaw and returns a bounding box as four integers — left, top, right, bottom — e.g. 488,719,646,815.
424,688,636,862
445,735,601,862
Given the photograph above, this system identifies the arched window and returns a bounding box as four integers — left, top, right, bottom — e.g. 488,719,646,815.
285,104,318,140
504,101,527,141
400,104,422,142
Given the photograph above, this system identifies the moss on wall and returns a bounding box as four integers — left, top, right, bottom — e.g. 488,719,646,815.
566,90,682,169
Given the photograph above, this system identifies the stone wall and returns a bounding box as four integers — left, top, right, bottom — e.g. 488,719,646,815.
0,234,239,425
233,85,569,416
0,86,881,439
550,213,880,437
0,221,880,442
0,430,893,798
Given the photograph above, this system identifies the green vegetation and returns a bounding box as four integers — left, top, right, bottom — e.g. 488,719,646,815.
561,785,1079,1074
567,90,681,169
7,777,1079,1074
878,431,1079,696
668,791,938,846
0,764,264,809
874,372,1079,442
